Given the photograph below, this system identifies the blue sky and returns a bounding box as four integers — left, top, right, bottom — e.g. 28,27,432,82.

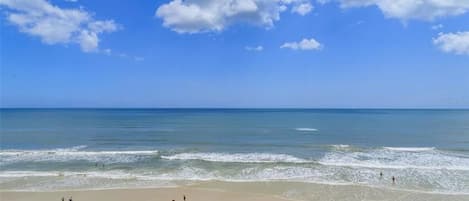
1,0,469,108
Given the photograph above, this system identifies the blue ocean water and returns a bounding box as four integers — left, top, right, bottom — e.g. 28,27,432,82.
1,109,469,193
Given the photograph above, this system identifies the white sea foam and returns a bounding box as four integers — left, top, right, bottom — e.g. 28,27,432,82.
0,145,89,156
150,167,217,181
0,170,142,180
330,144,351,150
2,147,469,194
0,146,159,164
161,152,310,163
0,171,61,178
319,147,469,171
383,147,436,152
1,164,468,194
295,128,318,132
0,167,338,184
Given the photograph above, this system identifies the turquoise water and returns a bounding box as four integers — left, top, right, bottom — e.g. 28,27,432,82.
1,109,469,193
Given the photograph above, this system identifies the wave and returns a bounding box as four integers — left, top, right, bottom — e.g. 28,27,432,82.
0,170,142,180
161,152,310,163
0,168,344,183
0,150,159,156
383,147,436,152
0,145,87,155
2,165,468,195
2,147,469,194
319,147,469,171
0,171,61,178
0,146,159,164
295,128,318,132
1,147,308,164
330,144,352,151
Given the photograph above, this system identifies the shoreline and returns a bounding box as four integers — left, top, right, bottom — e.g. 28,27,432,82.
2,181,468,201
2,181,469,196
0,186,291,201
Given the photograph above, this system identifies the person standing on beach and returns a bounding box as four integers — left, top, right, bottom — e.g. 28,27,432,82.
62,197,64,201
380,172,383,178
69,196,73,201
392,176,396,184
184,195,186,201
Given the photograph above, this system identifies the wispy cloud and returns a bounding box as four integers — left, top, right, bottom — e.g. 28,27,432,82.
281,38,322,51
433,32,469,55
319,0,469,21
431,24,443,30
245,45,264,51
0,0,120,52
100,50,144,62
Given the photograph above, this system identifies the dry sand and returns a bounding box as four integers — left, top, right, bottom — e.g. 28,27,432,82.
2,181,469,201
0,187,290,201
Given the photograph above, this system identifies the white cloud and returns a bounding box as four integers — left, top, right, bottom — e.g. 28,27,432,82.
319,0,469,21
245,45,264,51
433,31,469,55
0,0,119,52
292,2,313,15
156,0,313,34
281,37,322,50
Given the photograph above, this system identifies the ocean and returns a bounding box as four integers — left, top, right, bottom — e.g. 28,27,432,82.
1,109,469,195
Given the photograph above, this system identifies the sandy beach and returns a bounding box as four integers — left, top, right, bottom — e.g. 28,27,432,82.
2,181,468,201
1,186,289,201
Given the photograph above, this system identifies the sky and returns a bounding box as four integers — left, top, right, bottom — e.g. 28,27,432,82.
1,0,469,108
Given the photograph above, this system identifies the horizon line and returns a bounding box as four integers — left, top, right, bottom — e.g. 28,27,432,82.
1,107,468,110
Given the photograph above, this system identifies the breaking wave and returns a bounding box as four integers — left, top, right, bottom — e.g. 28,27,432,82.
383,147,436,152
161,152,310,163
0,146,159,164
295,128,318,132
2,146,469,194
319,147,469,171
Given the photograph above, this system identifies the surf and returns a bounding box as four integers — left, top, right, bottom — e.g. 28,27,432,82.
294,128,318,132
161,152,310,163
0,146,159,164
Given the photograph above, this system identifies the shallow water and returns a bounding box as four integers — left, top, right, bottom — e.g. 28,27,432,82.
1,109,468,194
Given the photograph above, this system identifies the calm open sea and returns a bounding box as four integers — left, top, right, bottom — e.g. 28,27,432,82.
1,109,468,194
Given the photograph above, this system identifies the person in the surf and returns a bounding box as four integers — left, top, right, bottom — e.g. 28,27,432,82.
392,176,396,184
